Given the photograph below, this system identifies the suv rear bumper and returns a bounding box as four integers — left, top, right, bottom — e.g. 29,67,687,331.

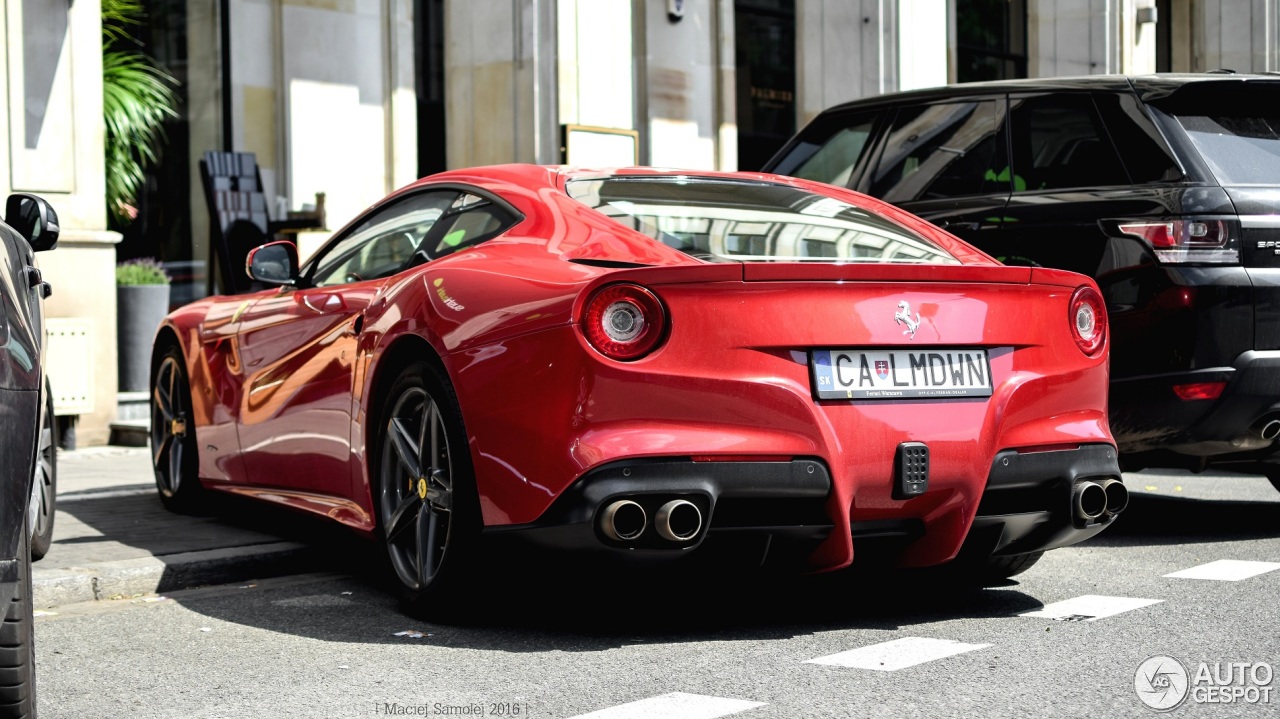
1111,350,1280,461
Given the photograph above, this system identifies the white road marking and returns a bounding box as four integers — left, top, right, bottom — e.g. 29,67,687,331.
565,693,764,719
1019,595,1162,622
804,637,991,671
1163,559,1280,581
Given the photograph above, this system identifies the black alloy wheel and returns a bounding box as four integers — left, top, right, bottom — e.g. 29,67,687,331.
30,380,56,560
377,362,477,613
151,348,204,513
0,527,37,718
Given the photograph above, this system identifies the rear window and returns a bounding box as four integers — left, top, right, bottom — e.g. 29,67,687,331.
565,177,960,265
1174,113,1280,185
1153,82,1280,185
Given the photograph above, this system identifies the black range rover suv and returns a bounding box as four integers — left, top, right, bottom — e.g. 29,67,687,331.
763,74,1280,485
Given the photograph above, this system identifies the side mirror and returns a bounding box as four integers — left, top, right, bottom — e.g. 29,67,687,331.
247,241,299,286
4,193,60,252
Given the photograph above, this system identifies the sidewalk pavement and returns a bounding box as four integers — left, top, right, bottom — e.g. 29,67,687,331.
34,447,352,608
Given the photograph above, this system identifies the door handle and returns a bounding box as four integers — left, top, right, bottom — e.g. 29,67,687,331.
937,221,980,232
301,293,346,313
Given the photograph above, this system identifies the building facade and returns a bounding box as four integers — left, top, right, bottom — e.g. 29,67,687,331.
3,0,119,445
135,0,1280,282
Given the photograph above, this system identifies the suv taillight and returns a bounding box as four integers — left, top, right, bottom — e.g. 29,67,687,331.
1116,218,1240,264
1069,286,1107,357
580,283,667,361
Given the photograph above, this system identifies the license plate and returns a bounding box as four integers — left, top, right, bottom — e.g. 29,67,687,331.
810,349,992,400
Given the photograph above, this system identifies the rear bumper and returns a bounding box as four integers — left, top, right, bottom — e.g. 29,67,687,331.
1111,350,1280,461
966,444,1123,557
489,444,1123,566
485,458,835,557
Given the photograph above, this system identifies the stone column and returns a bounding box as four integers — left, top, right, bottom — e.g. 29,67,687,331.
1,0,121,445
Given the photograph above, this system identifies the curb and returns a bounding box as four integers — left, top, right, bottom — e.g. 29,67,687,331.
33,541,314,608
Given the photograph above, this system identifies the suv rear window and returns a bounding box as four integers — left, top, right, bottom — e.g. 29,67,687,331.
565,176,960,265
1153,82,1280,185
1174,113,1280,185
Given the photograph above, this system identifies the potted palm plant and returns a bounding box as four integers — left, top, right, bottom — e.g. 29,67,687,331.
116,257,170,392
102,0,178,225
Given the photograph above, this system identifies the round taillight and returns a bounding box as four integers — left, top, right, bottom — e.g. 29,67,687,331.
1070,286,1107,356
582,284,667,360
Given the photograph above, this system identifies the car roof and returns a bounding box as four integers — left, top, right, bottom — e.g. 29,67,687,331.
811,72,1280,115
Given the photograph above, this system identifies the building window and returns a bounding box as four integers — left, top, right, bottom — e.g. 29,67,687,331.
116,2,193,281
1155,0,1172,72
735,0,796,171
415,0,446,177
956,0,1027,82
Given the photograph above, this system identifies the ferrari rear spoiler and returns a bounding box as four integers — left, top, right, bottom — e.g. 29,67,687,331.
577,262,1090,289
740,262,1033,284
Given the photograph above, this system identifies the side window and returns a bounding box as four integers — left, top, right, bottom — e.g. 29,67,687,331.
309,191,455,287
784,112,880,187
869,100,1009,203
417,193,519,261
1007,94,1130,191
1091,92,1183,184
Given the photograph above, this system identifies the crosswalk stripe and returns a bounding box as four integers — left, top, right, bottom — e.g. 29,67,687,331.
1018,594,1162,621
564,692,765,719
804,637,991,671
1163,559,1280,581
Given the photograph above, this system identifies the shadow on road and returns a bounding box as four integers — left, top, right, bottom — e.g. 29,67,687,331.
150,516,1049,652
62,474,1280,652
50,490,364,593
1088,490,1280,548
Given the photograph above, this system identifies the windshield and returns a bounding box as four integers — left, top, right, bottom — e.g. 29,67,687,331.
564,177,959,265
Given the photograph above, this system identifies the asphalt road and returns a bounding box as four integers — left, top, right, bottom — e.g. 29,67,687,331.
35,470,1280,718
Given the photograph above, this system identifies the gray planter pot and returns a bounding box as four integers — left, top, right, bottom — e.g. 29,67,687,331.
117,284,171,393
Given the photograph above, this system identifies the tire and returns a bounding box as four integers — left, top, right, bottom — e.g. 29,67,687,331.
375,361,480,617
0,528,37,718
30,383,56,561
151,347,205,514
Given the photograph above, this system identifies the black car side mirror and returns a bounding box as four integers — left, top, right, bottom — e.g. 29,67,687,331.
4,193,60,252
246,240,299,286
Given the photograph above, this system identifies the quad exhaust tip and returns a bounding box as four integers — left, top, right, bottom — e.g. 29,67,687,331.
1073,481,1108,522
600,500,647,542
1073,478,1129,523
655,499,702,542
1099,478,1129,516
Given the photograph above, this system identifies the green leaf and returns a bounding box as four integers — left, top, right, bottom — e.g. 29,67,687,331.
101,0,180,225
